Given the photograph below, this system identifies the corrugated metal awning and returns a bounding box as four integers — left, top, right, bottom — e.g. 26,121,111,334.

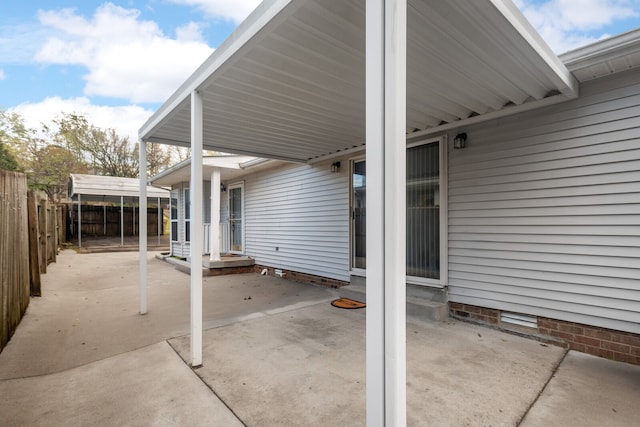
139,0,577,162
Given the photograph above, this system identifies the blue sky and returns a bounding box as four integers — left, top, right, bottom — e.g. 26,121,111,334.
1,0,639,142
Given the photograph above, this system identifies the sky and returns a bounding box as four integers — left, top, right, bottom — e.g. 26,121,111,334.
1,0,640,143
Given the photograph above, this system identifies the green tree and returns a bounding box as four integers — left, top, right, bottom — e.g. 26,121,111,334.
144,141,172,177
28,145,88,201
0,109,32,168
52,113,138,177
0,142,19,171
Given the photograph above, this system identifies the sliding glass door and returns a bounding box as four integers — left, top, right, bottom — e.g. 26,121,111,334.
350,139,442,282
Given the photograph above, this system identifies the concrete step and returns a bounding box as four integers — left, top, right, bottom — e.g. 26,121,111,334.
406,296,449,322
339,284,449,322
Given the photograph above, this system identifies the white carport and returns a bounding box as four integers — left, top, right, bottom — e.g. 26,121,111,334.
67,173,169,248
138,0,577,424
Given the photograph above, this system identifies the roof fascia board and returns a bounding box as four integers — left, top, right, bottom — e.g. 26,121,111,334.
306,144,366,164
146,137,191,147
489,0,578,98
560,28,640,71
406,93,571,143
139,0,295,141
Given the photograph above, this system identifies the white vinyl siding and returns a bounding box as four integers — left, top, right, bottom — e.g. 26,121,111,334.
242,161,350,282
447,68,640,334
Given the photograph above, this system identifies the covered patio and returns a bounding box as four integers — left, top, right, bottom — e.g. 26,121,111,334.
138,0,577,424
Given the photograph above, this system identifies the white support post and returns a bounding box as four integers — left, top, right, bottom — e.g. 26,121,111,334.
78,194,82,248
210,168,221,261
366,0,407,426
139,139,148,315
157,197,161,246
190,90,204,367
120,196,124,246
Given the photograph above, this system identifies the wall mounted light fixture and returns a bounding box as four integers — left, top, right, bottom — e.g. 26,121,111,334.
453,133,467,149
331,161,341,173
220,183,226,192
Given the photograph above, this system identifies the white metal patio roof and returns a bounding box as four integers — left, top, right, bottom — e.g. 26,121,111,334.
139,0,577,163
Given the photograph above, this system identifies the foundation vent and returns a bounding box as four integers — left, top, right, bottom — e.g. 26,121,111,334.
500,312,537,328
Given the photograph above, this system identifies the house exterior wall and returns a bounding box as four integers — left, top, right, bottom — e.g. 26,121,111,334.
228,159,351,282
446,67,640,335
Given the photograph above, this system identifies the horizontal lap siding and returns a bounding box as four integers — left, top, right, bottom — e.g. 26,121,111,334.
242,161,349,282
448,69,640,334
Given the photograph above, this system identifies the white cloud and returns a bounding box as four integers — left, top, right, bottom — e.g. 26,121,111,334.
166,0,261,23
34,3,214,103
0,22,53,64
10,96,154,143
0,69,5,80
517,0,640,53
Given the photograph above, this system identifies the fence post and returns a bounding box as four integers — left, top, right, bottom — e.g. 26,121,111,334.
38,197,47,274
27,192,41,296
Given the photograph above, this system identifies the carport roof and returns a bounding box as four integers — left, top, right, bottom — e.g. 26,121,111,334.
139,0,578,163
69,173,170,202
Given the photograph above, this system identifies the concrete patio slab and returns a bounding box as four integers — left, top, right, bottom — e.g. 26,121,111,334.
169,303,566,427
0,341,242,427
0,250,336,379
2,250,638,427
521,350,640,427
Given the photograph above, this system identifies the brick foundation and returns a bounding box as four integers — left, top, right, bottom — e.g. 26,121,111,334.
205,265,255,276
253,265,349,289
450,302,640,365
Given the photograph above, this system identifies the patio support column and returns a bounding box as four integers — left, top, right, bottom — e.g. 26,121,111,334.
133,202,136,236
366,0,407,426
157,197,161,246
139,139,148,315
210,167,221,261
78,194,82,248
103,205,106,235
190,90,204,367
120,196,124,246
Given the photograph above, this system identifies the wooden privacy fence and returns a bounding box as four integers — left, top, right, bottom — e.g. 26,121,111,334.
67,204,165,238
1,170,60,352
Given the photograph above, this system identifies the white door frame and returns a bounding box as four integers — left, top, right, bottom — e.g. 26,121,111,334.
227,182,245,255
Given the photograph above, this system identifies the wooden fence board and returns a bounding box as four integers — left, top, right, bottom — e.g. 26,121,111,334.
0,170,30,351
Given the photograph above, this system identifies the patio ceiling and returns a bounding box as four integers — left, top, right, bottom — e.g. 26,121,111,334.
139,0,577,163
